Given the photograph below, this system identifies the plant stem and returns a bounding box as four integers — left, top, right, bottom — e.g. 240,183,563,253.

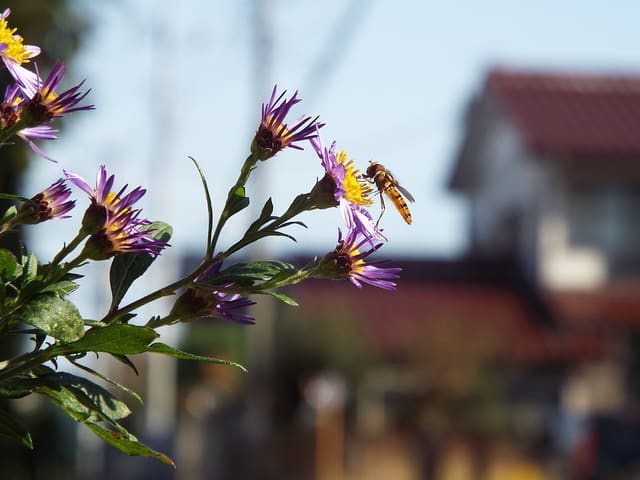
103,254,224,324
0,349,51,382
49,230,89,270
209,153,257,254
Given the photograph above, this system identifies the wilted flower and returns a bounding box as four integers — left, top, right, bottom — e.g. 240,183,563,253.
314,227,401,290
65,165,168,259
19,178,75,223
251,85,323,160
0,8,40,69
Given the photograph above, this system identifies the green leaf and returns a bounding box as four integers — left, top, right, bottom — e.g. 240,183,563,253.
0,205,18,227
85,422,175,467
0,248,18,282
53,324,158,356
197,260,297,288
148,342,247,372
38,372,131,423
227,186,250,217
13,293,84,342
109,221,172,309
71,360,143,405
0,376,43,398
22,252,38,285
188,156,215,256
263,290,299,306
0,193,29,203
0,408,32,449
246,198,276,234
42,280,80,297
108,354,139,376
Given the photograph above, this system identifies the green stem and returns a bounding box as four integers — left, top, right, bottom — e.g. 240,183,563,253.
145,314,177,329
0,349,52,382
0,123,27,148
103,254,225,325
209,153,257,254
49,229,89,270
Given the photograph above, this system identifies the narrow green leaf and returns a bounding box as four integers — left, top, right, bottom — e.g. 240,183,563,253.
71,360,143,405
0,193,29,203
188,157,215,256
38,372,131,423
0,205,18,227
53,324,158,356
0,248,18,282
108,353,139,376
42,280,80,297
148,342,247,372
85,422,175,467
13,293,84,342
197,260,297,287
265,231,298,243
227,186,250,217
0,408,33,449
263,290,299,307
22,252,38,285
279,220,308,230
246,198,276,234
109,221,172,309
0,376,43,398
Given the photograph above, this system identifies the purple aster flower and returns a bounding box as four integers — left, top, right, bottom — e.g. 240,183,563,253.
251,85,323,160
0,62,93,161
0,9,40,71
310,132,387,244
0,83,57,161
65,165,168,259
19,178,75,223
315,228,401,290
172,262,256,324
172,288,256,325
18,61,94,123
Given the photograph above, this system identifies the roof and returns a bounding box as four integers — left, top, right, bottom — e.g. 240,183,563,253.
284,258,610,363
488,69,640,158
549,284,640,329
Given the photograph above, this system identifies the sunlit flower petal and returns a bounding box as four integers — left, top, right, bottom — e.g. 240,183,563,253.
315,228,401,290
251,85,323,160
172,262,256,324
66,166,169,259
19,178,75,223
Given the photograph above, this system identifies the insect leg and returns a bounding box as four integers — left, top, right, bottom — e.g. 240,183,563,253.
376,191,386,226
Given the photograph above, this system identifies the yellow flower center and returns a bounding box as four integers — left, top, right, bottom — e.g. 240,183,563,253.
42,89,62,112
338,241,365,275
104,191,120,208
265,115,293,143
0,18,34,64
336,150,373,206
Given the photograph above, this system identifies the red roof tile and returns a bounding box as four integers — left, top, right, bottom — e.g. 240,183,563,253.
288,281,610,363
549,284,640,329
488,69,640,158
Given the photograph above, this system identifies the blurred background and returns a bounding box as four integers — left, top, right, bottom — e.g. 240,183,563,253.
3,0,640,478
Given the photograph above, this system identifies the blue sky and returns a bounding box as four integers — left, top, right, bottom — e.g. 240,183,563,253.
25,0,640,262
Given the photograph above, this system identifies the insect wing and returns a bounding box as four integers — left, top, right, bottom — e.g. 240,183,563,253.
396,183,415,203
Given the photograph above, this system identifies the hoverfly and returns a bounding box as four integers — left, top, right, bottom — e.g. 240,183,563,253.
363,162,415,225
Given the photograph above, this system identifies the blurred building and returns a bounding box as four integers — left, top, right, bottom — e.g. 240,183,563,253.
449,68,640,479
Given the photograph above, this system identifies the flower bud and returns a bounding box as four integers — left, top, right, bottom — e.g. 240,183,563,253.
80,203,108,235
